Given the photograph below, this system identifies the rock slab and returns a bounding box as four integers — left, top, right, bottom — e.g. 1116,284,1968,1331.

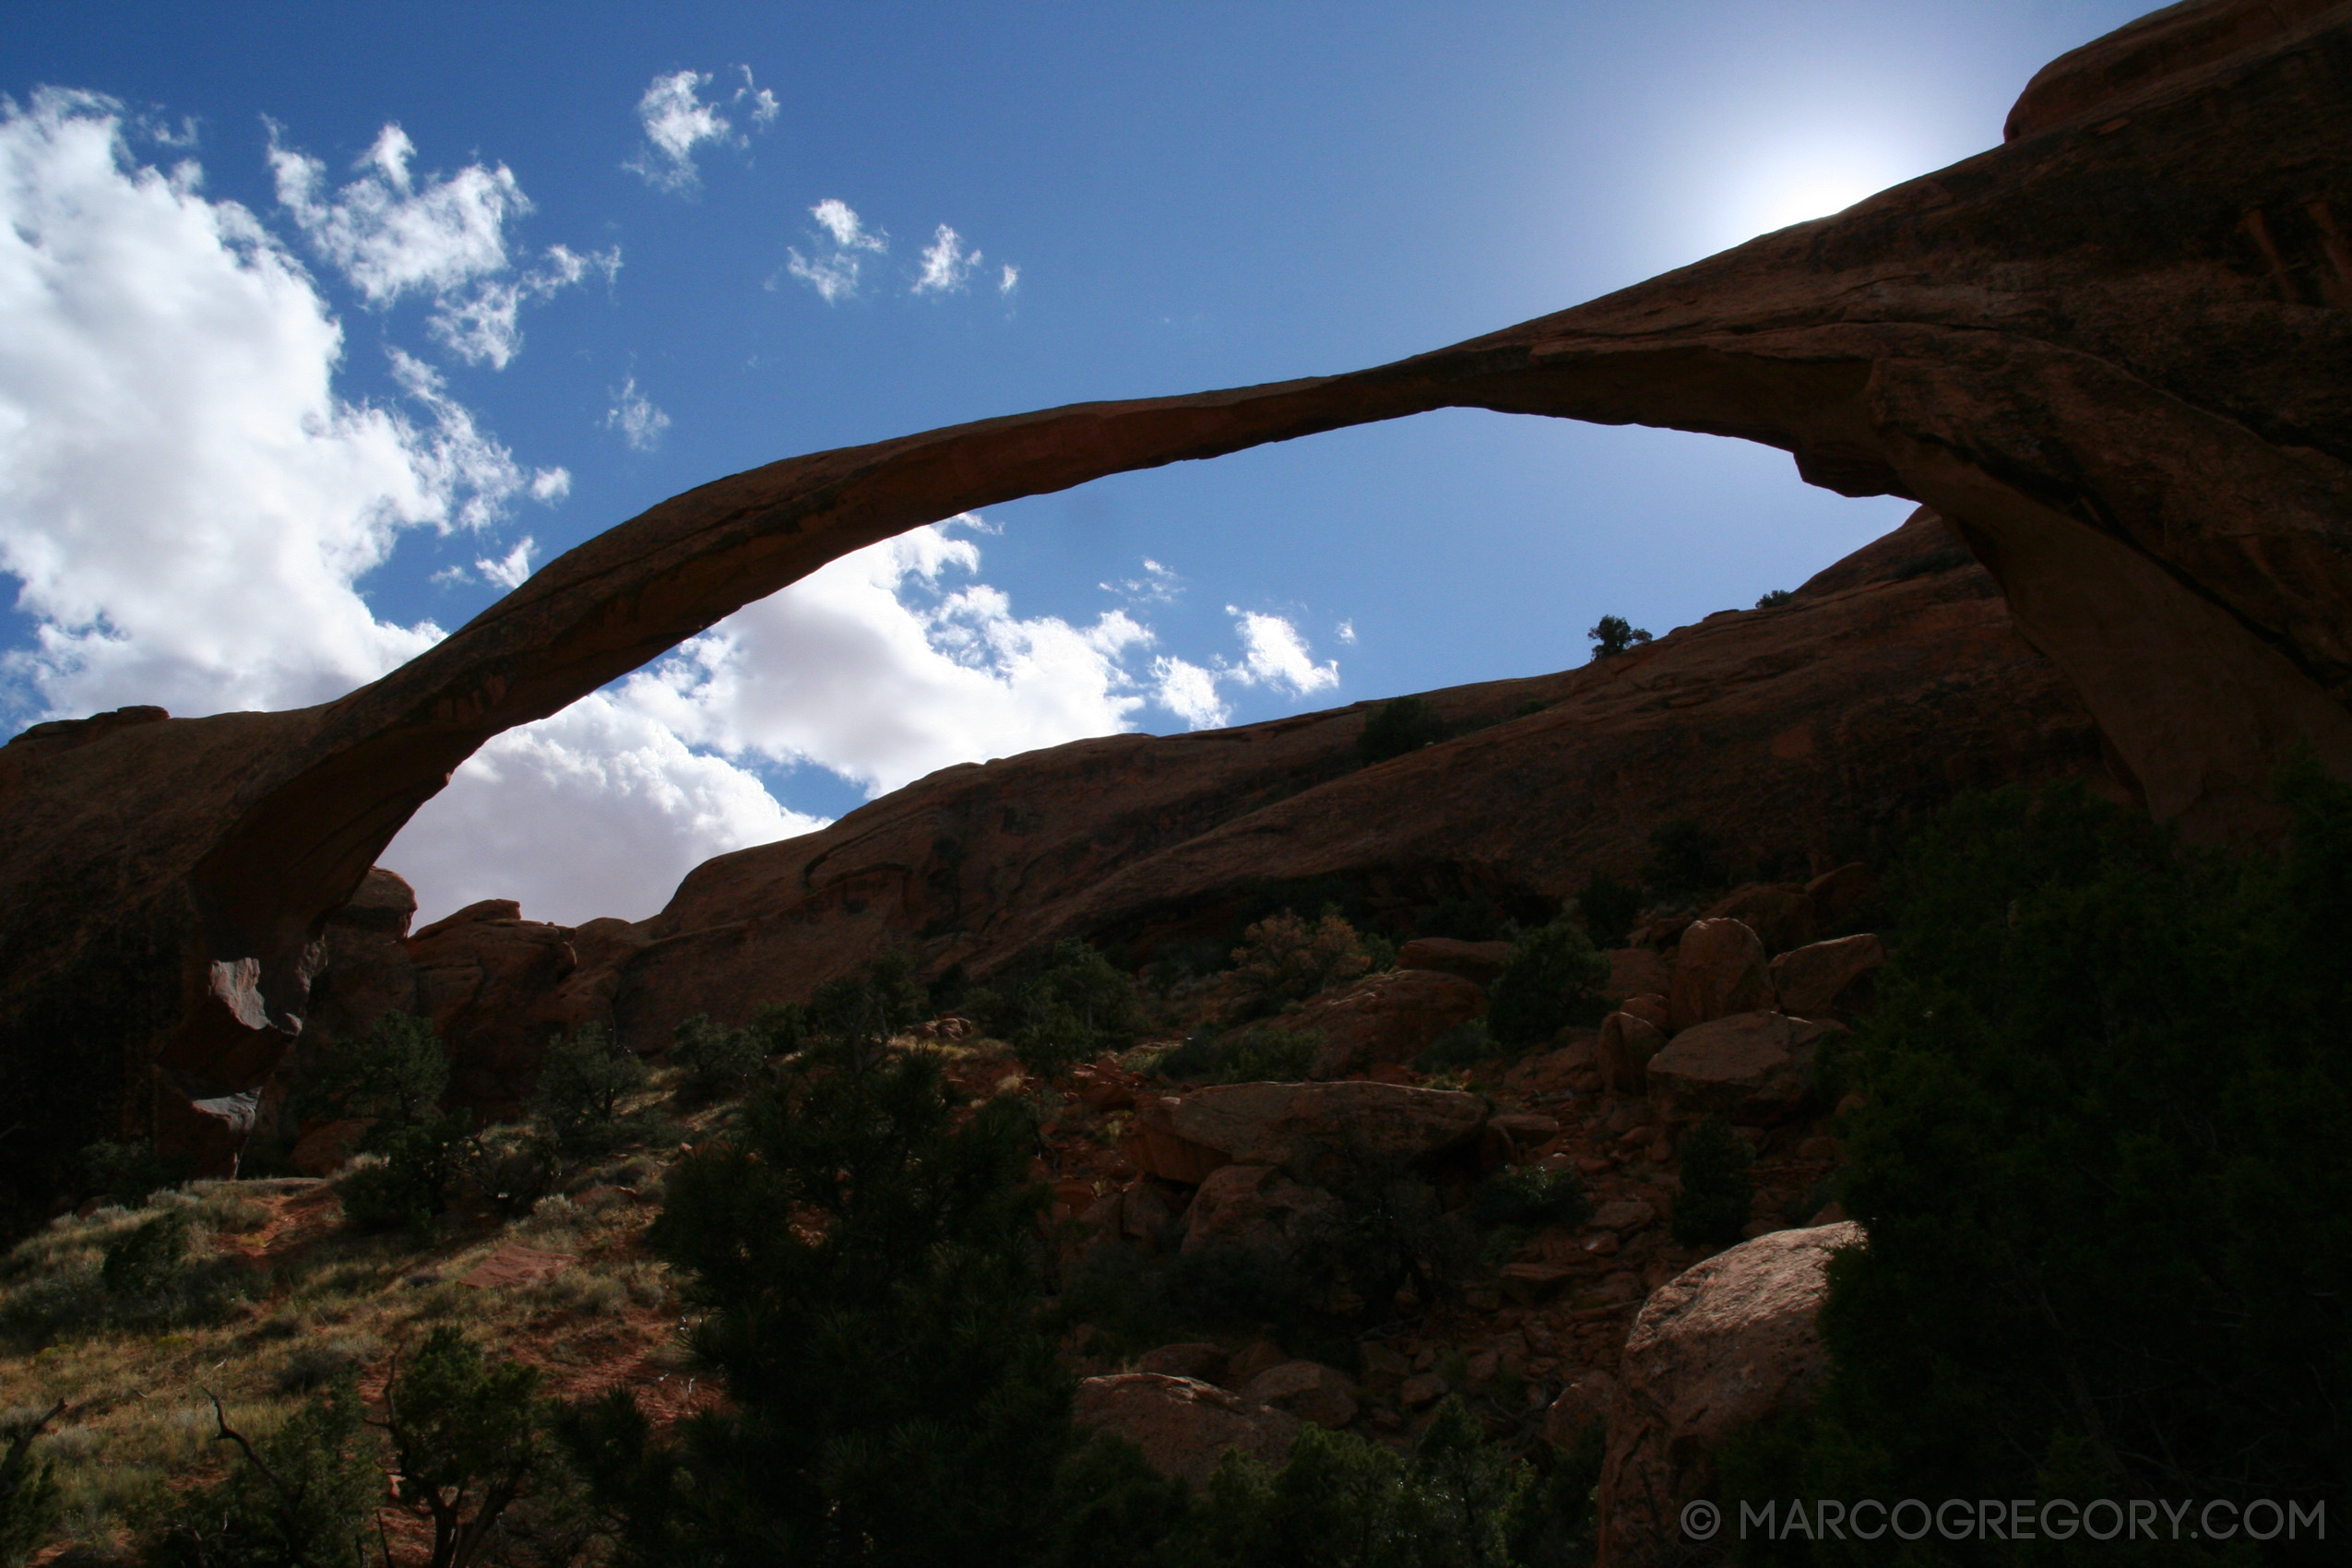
1597,1222,1865,1566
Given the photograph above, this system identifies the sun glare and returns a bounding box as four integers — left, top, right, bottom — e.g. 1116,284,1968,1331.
1697,136,1930,252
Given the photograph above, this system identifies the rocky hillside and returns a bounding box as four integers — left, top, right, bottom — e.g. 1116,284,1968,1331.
303,506,2105,1118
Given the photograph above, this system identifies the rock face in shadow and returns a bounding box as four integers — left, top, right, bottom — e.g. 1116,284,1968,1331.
601,510,2108,1050
3,0,2348,1197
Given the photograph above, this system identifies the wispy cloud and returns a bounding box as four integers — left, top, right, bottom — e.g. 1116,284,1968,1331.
476,537,535,588
1100,557,1182,605
626,66,777,192
269,121,607,369
999,263,1021,295
912,223,981,294
781,197,887,303
605,377,671,450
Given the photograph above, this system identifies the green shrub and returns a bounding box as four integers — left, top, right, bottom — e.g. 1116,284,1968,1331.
100,1209,190,1299
670,1013,766,1102
377,1327,547,1568
1357,696,1450,765
1157,1026,1323,1085
147,1381,381,1568
1713,772,2352,1550
1643,817,1729,899
1471,1163,1591,1230
1586,615,1652,660
529,1025,647,1157
1165,1397,1557,1568
1575,868,1642,950
0,1401,64,1568
76,1140,185,1209
1414,1019,1495,1075
306,1010,448,1127
337,1111,473,1235
1485,921,1609,1048
1420,896,1507,943
565,1030,1070,1566
1669,1116,1752,1246
1229,909,1379,1017
805,950,928,1059
1001,941,1146,1075
1755,588,1795,608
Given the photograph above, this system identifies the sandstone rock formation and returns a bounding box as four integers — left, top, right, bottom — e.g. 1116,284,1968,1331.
1666,921,1776,1034
1597,1222,1865,1566
1071,1372,1301,1485
5,0,2346,1200
1293,968,1487,1078
1768,933,1886,1021
1130,1082,1489,1188
605,511,2103,1053
1645,1012,1848,1125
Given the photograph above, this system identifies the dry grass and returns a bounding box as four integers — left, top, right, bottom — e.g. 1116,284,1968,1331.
0,1088,712,1562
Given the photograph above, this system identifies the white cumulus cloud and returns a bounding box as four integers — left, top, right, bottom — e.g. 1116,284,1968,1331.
605,377,671,450
269,120,607,369
1139,608,1342,731
385,689,827,923
626,66,776,193
476,537,535,589
782,197,886,303
1150,656,1229,730
912,223,981,294
620,518,1152,799
0,90,553,719
1229,606,1341,695
0,89,1340,925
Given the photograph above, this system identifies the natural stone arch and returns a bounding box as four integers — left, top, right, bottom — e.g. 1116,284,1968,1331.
2,0,2347,1197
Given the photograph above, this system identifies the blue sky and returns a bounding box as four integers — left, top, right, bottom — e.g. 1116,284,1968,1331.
2,0,2151,923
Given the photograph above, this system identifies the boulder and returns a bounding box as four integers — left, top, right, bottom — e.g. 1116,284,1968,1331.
1395,938,1514,985
1802,862,1882,927
1181,1163,1343,1257
1590,1198,1657,1236
1597,1012,1668,1095
1597,1223,1863,1566
1135,1081,1489,1187
265,868,420,1143
1293,968,1487,1077
1073,1374,1300,1485
1544,1370,1617,1450
1700,885,1817,956
1485,1112,1562,1163
1619,993,1669,1031
1241,1360,1360,1430
1768,933,1886,1021
289,1117,372,1177
1137,1343,1229,1383
406,901,586,1116
1645,1012,1847,1124
1668,920,1776,1033
1605,950,1673,1004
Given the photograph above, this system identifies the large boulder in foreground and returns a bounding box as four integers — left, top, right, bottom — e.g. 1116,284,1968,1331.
1073,1373,1300,1485
1597,1222,1864,1566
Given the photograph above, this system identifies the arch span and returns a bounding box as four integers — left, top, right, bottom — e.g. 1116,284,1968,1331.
3,0,2349,1190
